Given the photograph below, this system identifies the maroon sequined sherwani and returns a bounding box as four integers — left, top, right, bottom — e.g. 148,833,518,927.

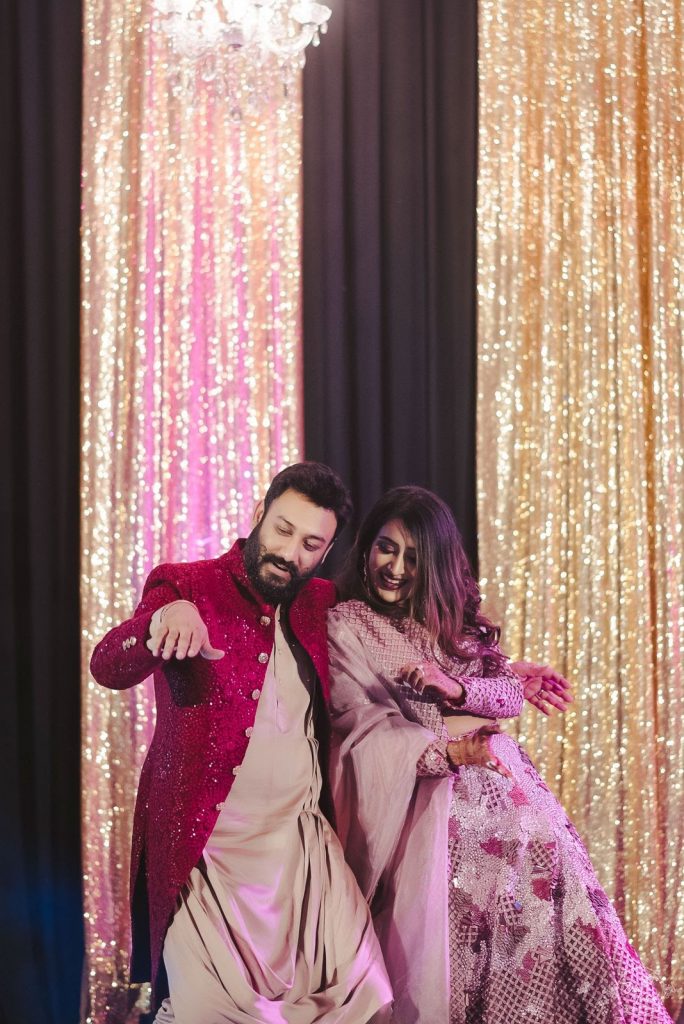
90,540,336,999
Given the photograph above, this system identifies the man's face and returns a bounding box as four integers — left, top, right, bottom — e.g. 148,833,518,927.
243,488,338,605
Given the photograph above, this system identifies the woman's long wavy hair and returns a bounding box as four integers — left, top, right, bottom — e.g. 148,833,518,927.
338,486,502,662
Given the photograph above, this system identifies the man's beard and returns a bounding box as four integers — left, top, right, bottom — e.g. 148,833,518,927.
243,526,317,606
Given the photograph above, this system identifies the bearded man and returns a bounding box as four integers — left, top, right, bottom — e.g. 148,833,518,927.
90,462,392,1024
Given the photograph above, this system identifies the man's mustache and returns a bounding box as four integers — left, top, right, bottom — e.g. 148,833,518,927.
260,554,299,579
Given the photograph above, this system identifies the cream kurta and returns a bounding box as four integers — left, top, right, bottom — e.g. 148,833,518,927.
155,611,391,1024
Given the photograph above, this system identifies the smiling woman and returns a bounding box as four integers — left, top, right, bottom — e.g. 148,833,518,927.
338,487,496,661
330,485,673,1024
367,520,417,604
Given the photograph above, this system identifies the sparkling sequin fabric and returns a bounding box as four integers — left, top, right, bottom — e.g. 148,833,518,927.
476,2,684,1007
329,602,672,1023
90,541,336,1005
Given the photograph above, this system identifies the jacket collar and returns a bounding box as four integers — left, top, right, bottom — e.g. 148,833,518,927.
220,538,324,616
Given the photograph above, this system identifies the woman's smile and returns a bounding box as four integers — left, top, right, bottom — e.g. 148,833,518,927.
368,519,417,604
377,570,407,590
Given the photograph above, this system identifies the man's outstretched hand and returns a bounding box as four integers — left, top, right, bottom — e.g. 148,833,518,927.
511,661,574,716
146,600,225,661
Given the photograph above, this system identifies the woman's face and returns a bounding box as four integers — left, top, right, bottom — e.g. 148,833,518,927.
367,519,417,606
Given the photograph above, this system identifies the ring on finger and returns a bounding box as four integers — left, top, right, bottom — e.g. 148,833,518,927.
486,759,497,769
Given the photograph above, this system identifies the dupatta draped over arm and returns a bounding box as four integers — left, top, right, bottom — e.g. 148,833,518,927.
327,608,453,1024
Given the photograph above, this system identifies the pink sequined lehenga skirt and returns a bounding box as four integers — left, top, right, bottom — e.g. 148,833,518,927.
446,732,672,1024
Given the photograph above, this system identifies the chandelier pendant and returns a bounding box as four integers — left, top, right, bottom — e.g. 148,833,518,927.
153,1,332,69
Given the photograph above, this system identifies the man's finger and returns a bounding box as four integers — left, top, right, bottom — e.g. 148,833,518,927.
147,624,169,658
186,630,204,659
200,640,225,660
175,629,192,660
161,628,179,660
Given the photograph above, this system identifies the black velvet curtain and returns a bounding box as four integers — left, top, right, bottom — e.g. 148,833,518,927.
302,0,479,564
0,3,83,1023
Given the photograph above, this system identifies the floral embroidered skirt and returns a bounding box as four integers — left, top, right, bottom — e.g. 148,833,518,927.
447,733,671,1024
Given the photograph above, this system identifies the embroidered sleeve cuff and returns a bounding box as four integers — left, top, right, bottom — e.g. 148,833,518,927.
455,672,524,719
416,739,452,777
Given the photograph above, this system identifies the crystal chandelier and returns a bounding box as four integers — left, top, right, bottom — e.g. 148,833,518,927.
153,0,332,68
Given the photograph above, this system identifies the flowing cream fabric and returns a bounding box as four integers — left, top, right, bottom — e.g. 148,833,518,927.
328,615,452,1024
156,613,391,1024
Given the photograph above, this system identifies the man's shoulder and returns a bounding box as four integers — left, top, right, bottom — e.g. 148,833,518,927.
142,551,233,591
301,575,337,609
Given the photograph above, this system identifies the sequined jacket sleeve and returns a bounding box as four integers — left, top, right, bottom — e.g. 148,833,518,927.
89,563,185,690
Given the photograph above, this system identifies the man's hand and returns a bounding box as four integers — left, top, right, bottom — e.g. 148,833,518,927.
146,600,225,661
511,661,573,716
398,662,464,704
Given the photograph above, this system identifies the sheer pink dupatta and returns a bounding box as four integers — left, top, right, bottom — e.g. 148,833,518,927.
328,612,453,1024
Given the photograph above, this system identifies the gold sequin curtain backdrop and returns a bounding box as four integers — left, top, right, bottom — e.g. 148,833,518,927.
81,3,303,1020
477,0,683,1011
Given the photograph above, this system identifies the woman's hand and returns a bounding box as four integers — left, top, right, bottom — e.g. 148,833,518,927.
398,662,464,704
147,600,225,661
446,725,512,779
510,661,573,716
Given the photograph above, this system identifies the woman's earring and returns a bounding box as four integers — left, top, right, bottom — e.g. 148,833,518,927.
362,558,369,590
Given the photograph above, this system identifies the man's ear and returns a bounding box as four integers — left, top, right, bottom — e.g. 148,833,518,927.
252,499,265,529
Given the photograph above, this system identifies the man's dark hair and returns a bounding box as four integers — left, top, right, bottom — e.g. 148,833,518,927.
263,462,353,539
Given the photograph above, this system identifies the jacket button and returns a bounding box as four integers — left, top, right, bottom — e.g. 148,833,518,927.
260,615,271,627
251,689,261,700
215,802,224,811
232,765,240,775
245,726,253,737
258,652,269,664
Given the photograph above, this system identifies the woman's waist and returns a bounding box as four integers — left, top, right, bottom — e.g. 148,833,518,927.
443,713,496,738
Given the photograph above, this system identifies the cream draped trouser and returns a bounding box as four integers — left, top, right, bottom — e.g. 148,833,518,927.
154,612,391,1024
